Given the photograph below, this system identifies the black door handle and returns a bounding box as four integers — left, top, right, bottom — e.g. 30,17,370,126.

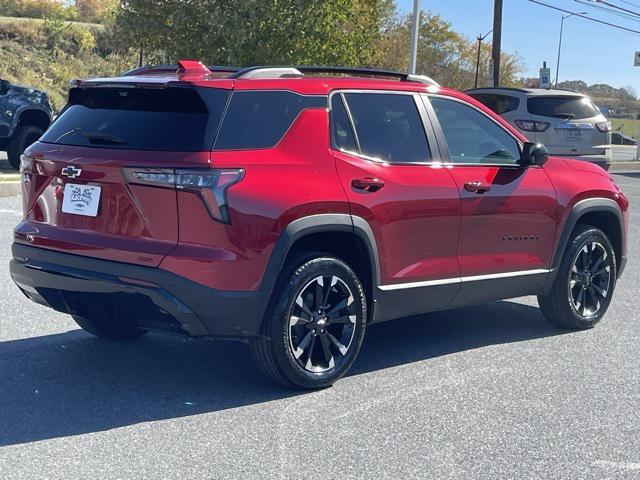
352,178,384,193
463,181,492,194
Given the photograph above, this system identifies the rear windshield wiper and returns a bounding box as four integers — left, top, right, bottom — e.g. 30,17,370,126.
83,133,126,145
549,113,575,120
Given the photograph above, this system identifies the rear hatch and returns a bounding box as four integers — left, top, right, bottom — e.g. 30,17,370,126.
525,95,610,155
16,83,230,267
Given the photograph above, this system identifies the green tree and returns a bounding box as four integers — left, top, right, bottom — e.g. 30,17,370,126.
376,12,523,89
112,0,395,66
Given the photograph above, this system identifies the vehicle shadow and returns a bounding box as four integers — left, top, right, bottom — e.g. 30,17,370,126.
0,300,565,447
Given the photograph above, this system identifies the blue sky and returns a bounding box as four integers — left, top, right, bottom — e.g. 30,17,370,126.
396,0,640,89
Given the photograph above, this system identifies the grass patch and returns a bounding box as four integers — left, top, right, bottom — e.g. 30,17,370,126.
611,118,639,139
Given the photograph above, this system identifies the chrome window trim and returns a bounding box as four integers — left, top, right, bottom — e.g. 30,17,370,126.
378,268,552,291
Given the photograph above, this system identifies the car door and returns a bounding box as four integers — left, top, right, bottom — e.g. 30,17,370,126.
330,91,461,321
425,95,559,306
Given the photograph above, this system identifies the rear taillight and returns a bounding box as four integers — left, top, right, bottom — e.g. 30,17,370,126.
596,121,612,133
514,120,550,132
123,168,244,224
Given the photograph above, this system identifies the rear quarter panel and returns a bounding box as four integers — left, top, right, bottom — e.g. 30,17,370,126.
161,108,350,291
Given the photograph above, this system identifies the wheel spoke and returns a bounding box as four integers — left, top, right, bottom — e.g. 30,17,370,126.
293,331,313,359
319,335,335,369
296,294,314,316
575,287,585,310
589,255,604,274
322,276,337,309
327,314,355,325
314,276,324,310
305,335,317,370
327,332,348,356
592,283,608,298
290,315,312,327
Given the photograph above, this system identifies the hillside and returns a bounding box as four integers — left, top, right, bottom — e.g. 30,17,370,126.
0,16,134,111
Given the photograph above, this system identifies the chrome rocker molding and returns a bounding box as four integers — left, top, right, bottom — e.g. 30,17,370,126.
378,268,552,291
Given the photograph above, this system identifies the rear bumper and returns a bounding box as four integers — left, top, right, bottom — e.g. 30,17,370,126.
10,243,269,338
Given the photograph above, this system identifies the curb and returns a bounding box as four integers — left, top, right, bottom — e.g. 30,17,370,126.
610,162,640,172
0,182,21,197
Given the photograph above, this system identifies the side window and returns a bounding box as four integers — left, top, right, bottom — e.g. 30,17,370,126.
330,94,358,152
470,93,519,114
215,91,326,150
430,97,520,165
343,93,430,163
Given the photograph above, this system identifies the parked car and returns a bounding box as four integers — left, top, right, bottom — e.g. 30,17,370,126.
612,132,637,145
466,87,612,170
0,78,52,169
10,62,628,389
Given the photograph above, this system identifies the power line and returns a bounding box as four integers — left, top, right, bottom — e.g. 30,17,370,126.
528,0,640,34
594,0,640,18
619,0,640,10
574,0,640,22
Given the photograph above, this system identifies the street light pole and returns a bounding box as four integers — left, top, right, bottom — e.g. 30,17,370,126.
555,12,586,86
475,30,493,88
408,0,421,74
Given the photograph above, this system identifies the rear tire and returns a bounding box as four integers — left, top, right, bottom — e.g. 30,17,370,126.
250,253,367,389
538,225,616,330
7,125,43,170
72,315,147,341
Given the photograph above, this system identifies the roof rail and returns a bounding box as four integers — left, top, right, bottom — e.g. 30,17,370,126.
230,65,440,86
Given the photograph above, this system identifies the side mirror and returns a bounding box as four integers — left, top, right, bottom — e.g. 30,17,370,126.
521,142,549,167
0,79,9,96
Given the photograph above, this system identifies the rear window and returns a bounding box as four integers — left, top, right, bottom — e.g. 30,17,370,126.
527,96,600,120
41,87,229,151
214,91,326,150
469,93,519,114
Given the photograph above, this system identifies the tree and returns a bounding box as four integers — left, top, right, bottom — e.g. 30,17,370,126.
376,12,523,89
112,0,395,66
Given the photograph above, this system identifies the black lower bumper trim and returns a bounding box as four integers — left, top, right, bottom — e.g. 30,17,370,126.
10,243,269,338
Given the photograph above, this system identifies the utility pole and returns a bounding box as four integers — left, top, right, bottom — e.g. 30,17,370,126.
475,30,492,88
408,0,421,74
491,0,503,87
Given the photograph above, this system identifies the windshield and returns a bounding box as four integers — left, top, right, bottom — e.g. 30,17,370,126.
527,96,600,120
41,86,230,151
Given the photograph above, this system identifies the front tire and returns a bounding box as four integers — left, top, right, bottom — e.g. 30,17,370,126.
250,254,367,389
538,225,616,330
7,125,44,170
72,315,147,341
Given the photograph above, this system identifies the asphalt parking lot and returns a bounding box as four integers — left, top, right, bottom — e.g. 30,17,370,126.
0,174,638,480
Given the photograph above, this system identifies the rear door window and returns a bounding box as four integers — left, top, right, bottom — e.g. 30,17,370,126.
527,96,600,120
41,87,229,151
343,93,430,163
214,91,326,150
469,93,520,114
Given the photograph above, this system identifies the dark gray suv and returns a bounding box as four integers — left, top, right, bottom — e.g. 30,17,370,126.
0,78,52,169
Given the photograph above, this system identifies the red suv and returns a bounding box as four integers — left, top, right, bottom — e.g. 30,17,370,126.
10,61,629,389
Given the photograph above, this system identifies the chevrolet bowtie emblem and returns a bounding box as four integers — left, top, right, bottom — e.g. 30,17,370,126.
61,166,82,179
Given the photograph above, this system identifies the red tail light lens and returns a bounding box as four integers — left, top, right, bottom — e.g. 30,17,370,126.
515,120,550,132
123,168,244,224
596,121,612,133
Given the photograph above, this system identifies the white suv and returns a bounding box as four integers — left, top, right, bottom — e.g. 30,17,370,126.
467,88,612,170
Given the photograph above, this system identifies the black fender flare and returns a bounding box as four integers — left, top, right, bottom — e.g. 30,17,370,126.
545,197,625,291
259,213,380,299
